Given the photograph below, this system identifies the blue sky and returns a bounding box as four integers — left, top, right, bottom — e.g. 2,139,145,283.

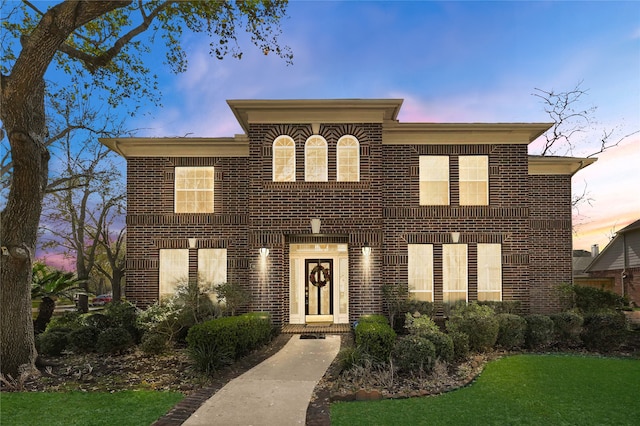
130,1,639,251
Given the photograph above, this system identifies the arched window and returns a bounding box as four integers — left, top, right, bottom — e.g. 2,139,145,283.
336,136,360,181
273,136,296,181
305,136,328,181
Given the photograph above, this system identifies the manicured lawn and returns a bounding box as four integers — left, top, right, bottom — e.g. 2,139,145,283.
331,354,640,425
1,390,183,426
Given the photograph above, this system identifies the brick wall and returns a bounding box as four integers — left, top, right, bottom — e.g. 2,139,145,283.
125,124,574,322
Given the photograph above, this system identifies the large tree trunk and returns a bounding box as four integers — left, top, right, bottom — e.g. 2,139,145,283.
0,0,129,377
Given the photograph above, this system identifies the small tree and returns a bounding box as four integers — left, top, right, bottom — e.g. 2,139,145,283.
215,282,250,316
382,282,408,330
31,263,83,334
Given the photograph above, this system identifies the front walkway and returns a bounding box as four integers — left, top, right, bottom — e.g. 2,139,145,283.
182,334,341,426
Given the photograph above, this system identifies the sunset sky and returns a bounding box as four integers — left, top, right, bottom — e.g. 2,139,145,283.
19,1,639,269
129,1,639,252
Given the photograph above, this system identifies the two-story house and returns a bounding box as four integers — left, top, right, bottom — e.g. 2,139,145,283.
100,99,596,327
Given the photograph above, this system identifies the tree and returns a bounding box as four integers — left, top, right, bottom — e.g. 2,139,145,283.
31,262,83,334
0,0,291,377
533,81,639,207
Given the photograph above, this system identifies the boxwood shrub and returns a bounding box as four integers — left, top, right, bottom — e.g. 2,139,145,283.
446,303,499,352
187,312,272,373
355,320,396,363
581,311,627,352
392,335,436,374
525,314,555,349
551,311,583,346
67,325,100,353
496,313,526,350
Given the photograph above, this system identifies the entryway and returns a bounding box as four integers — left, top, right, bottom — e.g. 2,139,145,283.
289,244,349,324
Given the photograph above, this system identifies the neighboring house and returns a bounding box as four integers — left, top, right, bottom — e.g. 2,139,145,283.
572,246,614,290
100,99,596,327
585,219,640,306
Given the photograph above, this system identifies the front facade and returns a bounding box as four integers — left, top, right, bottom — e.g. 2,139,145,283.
101,99,595,326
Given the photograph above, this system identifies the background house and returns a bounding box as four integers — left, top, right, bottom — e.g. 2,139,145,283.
585,219,640,306
101,98,596,326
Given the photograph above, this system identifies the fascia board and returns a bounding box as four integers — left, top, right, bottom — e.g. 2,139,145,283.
528,156,597,175
98,136,249,158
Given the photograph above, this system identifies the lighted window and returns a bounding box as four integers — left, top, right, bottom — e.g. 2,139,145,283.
337,136,360,181
273,136,296,181
477,244,502,301
159,249,189,300
459,156,488,205
419,156,449,205
175,167,214,213
443,244,468,303
305,136,328,181
198,249,227,286
408,244,434,302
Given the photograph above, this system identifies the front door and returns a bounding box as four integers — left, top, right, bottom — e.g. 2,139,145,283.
305,259,333,322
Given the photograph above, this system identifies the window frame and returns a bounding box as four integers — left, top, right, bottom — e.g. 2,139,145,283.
174,166,215,214
304,135,328,182
336,135,360,182
407,244,434,302
273,135,296,182
459,155,489,206
419,156,450,205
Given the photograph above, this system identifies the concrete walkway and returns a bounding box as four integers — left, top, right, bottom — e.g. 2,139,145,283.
182,334,341,426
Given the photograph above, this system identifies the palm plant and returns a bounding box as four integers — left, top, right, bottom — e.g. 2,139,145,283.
31,263,84,334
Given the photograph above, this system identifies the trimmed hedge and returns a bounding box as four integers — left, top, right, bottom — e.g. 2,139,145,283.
357,314,389,325
392,335,436,374
525,314,555,349
446,303,499,352
581,311,627,352
496,313,527,350
551,311,584,346
355,320,396,363
187,312,272,373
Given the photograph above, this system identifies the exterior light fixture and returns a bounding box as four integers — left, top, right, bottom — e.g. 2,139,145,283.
451,232,460,244
188,238,197,249
311,218,321,234
362,242,372,256
260,247,270,257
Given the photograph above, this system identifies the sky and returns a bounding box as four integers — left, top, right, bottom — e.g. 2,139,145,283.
129,1,639,253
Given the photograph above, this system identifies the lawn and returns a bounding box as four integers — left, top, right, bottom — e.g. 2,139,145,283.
0,390,183,426
331,354,640,426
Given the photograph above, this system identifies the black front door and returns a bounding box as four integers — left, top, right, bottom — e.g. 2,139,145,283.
305,259,333,316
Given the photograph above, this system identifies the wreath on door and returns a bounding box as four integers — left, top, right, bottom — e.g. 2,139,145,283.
309,265,331,288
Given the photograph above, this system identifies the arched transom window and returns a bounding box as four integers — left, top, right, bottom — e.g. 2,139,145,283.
273,136,296,182
336,136,360,181
305,136,328,182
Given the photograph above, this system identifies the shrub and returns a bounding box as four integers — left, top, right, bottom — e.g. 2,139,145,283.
336,346,369,371
67,326,100,353
186,313,272,373
215,282,250,317
581,311,627,352
358,314,389,325
38,330,69,356
82,313,111,330
446,303,499,352
551,311,584,346
355,321,396,363
560,284,628,313
96,327,134,354
140,332,169,355
392,335,436,375
496,313,527,350
102,301,140,342
525,315,555,349
46,311,82,332
404,313,440,336
478,301,521,314
449,331,470,361
425,331,454,363
403,299,435,318
382,282,408,331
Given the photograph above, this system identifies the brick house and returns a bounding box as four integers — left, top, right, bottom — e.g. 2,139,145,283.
584,219,640,307
100,99,596,326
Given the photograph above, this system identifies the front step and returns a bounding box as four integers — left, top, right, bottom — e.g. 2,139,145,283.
281,323,351,334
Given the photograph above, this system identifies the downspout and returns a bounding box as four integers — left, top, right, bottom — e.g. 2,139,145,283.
621,232,627,298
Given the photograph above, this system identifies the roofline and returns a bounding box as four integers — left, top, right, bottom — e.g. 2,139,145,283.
98,136,249,158
227,99,404,133
528,155,597,176
383,122,553,145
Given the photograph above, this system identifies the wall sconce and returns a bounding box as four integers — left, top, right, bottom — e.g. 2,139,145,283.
451,232,460,244
260,247,270,257
362,242,372,256
311,218,321,234
188,238,197,249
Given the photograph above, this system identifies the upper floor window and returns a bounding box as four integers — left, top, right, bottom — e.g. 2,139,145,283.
175,166,214,213
459,156,488,205
336,136,360,182
273,136,296,182
419,156,449,205
305,136,328,182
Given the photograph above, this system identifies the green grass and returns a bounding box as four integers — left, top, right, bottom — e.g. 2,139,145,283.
1,390,183,426
331,354,640,426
